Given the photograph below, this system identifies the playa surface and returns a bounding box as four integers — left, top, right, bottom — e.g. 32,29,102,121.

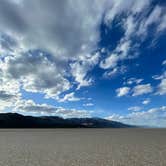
0,129,166,166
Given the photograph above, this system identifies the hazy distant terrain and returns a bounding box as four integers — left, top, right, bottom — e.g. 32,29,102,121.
0,129,166,166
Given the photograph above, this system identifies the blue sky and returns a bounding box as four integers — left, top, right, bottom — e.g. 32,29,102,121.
0,0,166,127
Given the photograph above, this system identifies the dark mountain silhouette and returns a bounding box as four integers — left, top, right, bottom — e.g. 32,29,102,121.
0,113,134,128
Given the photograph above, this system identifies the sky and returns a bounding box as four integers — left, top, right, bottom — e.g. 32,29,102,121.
0,0,166,127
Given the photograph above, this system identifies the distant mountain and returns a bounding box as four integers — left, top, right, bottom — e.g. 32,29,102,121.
0,113,134,128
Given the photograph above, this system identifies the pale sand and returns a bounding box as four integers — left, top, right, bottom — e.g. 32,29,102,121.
0,129,166,166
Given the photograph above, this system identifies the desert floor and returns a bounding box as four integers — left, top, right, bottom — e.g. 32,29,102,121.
0,129,166,166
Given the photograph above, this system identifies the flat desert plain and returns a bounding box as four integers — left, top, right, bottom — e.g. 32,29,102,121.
0,129,166,166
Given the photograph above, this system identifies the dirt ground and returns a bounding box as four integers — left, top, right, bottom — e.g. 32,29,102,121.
0,128,166,166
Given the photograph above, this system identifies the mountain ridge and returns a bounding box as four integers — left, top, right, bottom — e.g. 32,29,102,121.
0,113,134,128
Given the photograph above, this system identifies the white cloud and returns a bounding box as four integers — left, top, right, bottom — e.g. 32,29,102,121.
57,92,80,102
83,103,94,107
162,60,166,66
125,77,143,85
100,1,149,71
0,0,110,95
103,66,127,78
0,0,107,58
132,84,153,96
142,98,151,105
2,0,152,93
154,70,166,95
157,12,166,33
101,1,165,76
100,53,119,69
128,106,142,112
100,40,132,70
104,0,150,25
116,87,130,97
152,74,165,80
70,52,99,88
116,83,153,97
137,5,163,38
153,68,166,81
14,99,91,118
0,0,164,98
103,68,118,78
106,106,166,127
156,78,166,95
0,74,21,111
1,52,71,99
152,66,166,97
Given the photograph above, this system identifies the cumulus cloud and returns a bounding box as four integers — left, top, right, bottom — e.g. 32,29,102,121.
162,60,166,66
124,78,143,85
142,98,151,105
0,0,164,99
0,74,21,111
116,87,130,97
156,79,166,95
116,83,153,97
132,84,153,96
70,52,99,88
103,68,119,78
106,106,166,127
0,0,108,96
153,71,166,95
0,0,107,57
100,40,132,70
0,89,91,117
14,99,91,118
57,92,80,102
1,52,71,99
0,91,17,101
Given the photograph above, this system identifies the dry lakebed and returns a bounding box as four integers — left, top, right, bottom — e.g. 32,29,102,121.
0,128,166,166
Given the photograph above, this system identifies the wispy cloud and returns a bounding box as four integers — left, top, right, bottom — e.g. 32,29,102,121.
128,106,142,112
106,106,166,127
83,103,94,107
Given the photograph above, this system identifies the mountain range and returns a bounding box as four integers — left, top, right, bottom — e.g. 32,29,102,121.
0,113,134,128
